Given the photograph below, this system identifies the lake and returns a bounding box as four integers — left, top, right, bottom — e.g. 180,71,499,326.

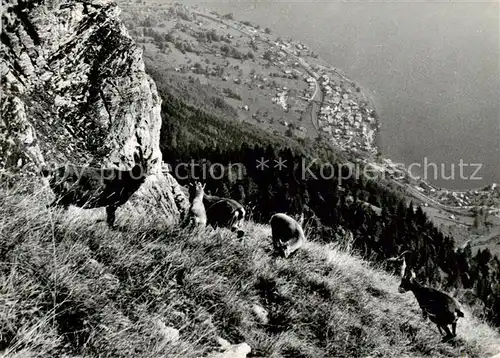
185,0,499,189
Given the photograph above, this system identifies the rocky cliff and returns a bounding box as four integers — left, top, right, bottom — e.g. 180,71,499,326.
1,0,188,221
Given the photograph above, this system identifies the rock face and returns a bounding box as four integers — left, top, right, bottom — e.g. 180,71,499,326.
1,0,188,219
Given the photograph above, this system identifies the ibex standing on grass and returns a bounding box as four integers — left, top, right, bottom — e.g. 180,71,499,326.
185,181,207,228
387,251,465,342
203,193,246,235
42,145,156,228
270,213,305,258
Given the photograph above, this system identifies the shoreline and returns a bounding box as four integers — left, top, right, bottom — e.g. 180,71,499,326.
313,59,497,197
314,56,383,156
314,64,496,193
186,2,498,193
171,3,497,198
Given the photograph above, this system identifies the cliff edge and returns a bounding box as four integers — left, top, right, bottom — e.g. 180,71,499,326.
1,0,188,221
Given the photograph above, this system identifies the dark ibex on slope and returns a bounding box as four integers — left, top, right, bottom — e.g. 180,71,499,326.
387,251,464,342
203,193,246,236
270,213,305,258
42,143,156,228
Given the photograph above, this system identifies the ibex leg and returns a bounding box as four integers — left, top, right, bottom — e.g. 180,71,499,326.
106,206,117,228
441,325,454,342
451,322,457,337
437,325,444,336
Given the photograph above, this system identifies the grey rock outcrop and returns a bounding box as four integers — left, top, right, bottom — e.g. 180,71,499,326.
1,0,188,220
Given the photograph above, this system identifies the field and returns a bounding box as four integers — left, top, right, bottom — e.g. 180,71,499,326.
1,180,500,357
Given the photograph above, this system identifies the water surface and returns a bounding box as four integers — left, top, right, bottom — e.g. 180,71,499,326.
184,0,500,189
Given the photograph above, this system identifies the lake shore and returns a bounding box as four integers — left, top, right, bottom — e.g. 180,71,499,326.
196,0,499,189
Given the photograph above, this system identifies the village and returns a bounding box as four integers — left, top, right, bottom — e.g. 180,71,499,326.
224,20,380,155
366,157,500,218
315,72,379,154
119,1,499,219
244,34,380,155
119,2,380,157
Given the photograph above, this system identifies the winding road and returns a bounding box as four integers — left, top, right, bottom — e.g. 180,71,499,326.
195,10,322,135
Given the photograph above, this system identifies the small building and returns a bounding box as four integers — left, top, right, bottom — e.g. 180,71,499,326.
322,126,332,134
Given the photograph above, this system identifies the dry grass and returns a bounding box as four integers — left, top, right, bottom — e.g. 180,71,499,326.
1,180,499,358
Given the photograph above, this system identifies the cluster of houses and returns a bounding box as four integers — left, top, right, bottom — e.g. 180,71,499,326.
436,184,499,209
411,176,500,214
276,40,310,58
369,159,499,213
316,74,378,153
271,90,289,111
165,8,380,156
262,39,380,155
413,177,500,209
438,191,474,207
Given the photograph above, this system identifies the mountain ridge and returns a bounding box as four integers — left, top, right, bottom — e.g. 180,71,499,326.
1,0,188,220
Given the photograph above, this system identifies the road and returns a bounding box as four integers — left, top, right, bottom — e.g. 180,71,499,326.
309,85,321,132
279,49,321,134
298,74,321,133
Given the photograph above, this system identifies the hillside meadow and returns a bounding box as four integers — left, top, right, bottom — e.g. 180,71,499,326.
1,180,499,357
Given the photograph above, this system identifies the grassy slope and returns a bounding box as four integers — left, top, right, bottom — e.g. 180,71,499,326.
1,182,499,358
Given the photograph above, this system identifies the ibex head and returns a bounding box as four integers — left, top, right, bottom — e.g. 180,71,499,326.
188,181,206,199
398,268,418,293
386,250,413,293
130,144,157,179
277,239,290,258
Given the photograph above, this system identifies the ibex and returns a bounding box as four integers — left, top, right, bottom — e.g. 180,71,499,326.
387,251,464,342
270,213,305,258
41,145,156,228
203,193,246,235
185,181,207,227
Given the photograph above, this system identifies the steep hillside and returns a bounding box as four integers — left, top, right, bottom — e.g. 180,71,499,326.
2,1,500,357
116,0,379,155
147,66,351,167
1,0,187,220
1,181,500,358
116,0,500,260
